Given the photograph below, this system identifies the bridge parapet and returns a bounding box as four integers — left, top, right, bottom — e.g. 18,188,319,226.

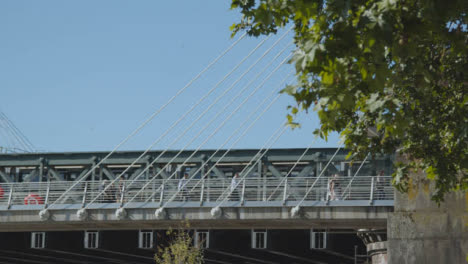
0,176,394,231
0,176,393,209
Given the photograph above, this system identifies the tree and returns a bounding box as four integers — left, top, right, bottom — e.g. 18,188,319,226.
154,227,204,264
230,0,467,202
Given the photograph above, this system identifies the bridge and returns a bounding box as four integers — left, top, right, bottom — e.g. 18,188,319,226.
0,148,393,229
0,149,393,263
0,25,398,263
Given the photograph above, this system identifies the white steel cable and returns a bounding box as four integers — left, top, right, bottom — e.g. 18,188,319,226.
176,72,295,199
340,153,370,199
83,35,276,207
144,72,294,207
120,40,292,187
0,119,20,151
0,113,27,151
295,142,344,207
50,32,248,206
122,54,293,206
0,114,31,152
214,122,289,208
0,112,35,151
210,111,296,207
86,33,288,206
294,115,367,208
266,136,320,201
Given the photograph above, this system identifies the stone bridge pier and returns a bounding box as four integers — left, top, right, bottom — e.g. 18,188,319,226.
387,170,468,264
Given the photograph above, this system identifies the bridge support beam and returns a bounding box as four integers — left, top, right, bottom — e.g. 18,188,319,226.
0,205,391,232
101,167,116,181
357,229,387,264
48,167,64,181
0,168,12,183
367,241,388,264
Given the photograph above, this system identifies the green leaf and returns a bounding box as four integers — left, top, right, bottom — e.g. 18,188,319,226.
426,166,436,180
360,67,368,79
230,0,468,203
321,72,334,85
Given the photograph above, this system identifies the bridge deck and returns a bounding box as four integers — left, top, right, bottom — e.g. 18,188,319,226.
0,176,393,231
0,149,394,231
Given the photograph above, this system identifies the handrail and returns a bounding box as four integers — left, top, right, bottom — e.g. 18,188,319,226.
0,176,394,209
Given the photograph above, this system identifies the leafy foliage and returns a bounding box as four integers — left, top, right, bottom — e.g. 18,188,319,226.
230,0,467,202
154,225,204,264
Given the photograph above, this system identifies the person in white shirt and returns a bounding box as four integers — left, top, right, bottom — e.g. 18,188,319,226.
178,173,189,201
230,173,240,201
376,170,385,200
327,174,339,201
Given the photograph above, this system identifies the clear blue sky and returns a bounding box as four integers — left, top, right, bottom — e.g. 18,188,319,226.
0,1,340,152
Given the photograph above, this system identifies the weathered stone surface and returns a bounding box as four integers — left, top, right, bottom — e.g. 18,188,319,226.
388,154,468,264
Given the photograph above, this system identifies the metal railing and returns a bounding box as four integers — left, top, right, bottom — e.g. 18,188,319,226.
0,176,393,209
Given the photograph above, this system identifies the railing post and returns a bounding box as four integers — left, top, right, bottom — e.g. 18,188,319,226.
341,177,355,200
44,181,51,209
200,179,205,206
206,176,210,202
262,175,266,201
354,245,358,264
282,178,288,205
81,182,88,208
7,184,13,209
159,182,165,207
119,184,125,207
240,178,245,205
152,181,156,202
369,176,374,205
325,178,330,205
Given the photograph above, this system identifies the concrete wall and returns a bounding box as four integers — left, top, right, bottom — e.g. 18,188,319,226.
387,162,468,264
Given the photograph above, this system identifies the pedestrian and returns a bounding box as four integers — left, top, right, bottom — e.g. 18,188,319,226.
230,173,240,201
376,170,385,200
99,180,116,203
178,173,189,201
327,174,340,201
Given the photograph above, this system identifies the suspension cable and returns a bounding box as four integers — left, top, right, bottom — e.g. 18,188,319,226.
294,114,368,208
1,112,35,151
143,72,294,207
294,142,344,207
0,119,16,150
0,112,34,152
50,32,248,206
214,122,289,208
85,34,293,208
340,153,370,199
266,136,320,201
118,34,292,186
122,53,293,206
